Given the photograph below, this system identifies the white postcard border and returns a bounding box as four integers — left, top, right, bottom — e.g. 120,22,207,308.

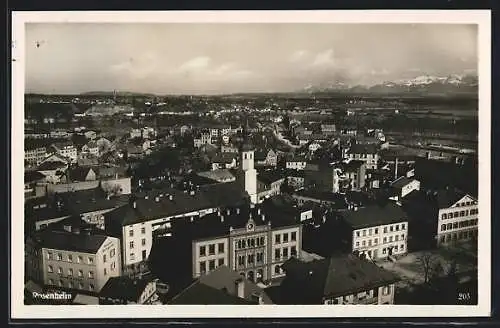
11,10,491,319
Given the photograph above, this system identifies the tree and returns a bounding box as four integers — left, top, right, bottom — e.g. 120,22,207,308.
416,252,439,284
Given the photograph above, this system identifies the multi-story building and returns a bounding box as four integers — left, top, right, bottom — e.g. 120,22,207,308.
303,161,341,193
436,190,478,247
390,176,421,201
25,146,48,166
187,205,302,283
285,157,308,170
279,254,399,304
346,144,379,170
26,227,122,293
338,159,366,191
104,182,249,277
255,149,278,167
51,143,78,163
339,202,409,260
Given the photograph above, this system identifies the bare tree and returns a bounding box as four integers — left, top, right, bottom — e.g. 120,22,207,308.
416,252,438,284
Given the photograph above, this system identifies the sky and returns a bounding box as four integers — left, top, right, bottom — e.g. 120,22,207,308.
25,23,478,95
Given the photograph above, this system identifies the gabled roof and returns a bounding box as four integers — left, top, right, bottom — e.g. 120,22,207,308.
37,161,67,171
99,276,153,302
168,281,256,305
390,176,416,190
436,189,473,209
340,202,407,229
257,170,286,186
32,229,109,254
347,144,378,155
66,166,95,182
198,265,273,304
281,255,399,302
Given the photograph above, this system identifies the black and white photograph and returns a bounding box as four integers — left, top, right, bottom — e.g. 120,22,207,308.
11,10,491,318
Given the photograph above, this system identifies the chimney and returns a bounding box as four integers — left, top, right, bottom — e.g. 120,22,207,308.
226,209,231,215
145,195,149,200
257,208,261,215
220,215,224,223
394,157,398,180
169,194,173,201
261,214,266,222
235,278,245,298
155,196,160,202
236,208,240,215
190,190,195,196
133,201,137,209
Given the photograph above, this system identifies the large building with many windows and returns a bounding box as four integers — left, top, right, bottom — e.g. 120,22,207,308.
26,227,121,293
339,202,409,260
435,190,478,247
279,254,399,305
168,203,303,284
104,182,249,277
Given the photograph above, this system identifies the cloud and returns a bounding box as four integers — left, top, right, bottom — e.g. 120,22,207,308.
311,49,336,68
178,56,211,73
289,50,308,63
110,53,162,80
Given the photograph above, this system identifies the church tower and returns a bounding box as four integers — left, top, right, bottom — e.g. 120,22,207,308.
240,120,258,204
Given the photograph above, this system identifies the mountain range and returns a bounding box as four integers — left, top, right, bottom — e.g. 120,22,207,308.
303,74,479,95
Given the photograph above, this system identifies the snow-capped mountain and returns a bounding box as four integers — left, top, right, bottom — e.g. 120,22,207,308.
302,73,478,95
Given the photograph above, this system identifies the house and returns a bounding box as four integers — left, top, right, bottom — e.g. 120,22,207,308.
197,169,236,183
255,149,278,167
339,202,409,260
61,167,97,183
25,227,122,293
286,156,307,170
285,170,305,190
389,176,421,201
320,124,336,135
338,160,366,191
39,152,71,167
25,144,48,166
25,171,47,199
84,130,97,140
36,161,68,184
346,144,379,170
168,265,273,305
435,190,478,247
256,170,286,203
211,153,237,171
130,128,142,139
51,142,78,163
81,141,99,157
175,204,302,283
194,130,212,148
104,182,249,277
96,137,112,155
278,254,399,304
99,275,163,304
292,190,348,210
303,161,341,193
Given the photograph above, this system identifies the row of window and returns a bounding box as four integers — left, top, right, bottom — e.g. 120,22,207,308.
200,243,225,257
47,252,94,265
237,251,266,268
355,224,406,238
382,244,405,254
355,234,405,248
199,258,225,274
47,266,95,278
274,246,297,261
440,219,478,232
47,279,94,291
102,249,116,263
129,239,147,249
275,231,297,244
455,200,476,208
130,250,147,262
129,227,147,237
441,208,478,220
439,229,477,243
236,237,264,250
